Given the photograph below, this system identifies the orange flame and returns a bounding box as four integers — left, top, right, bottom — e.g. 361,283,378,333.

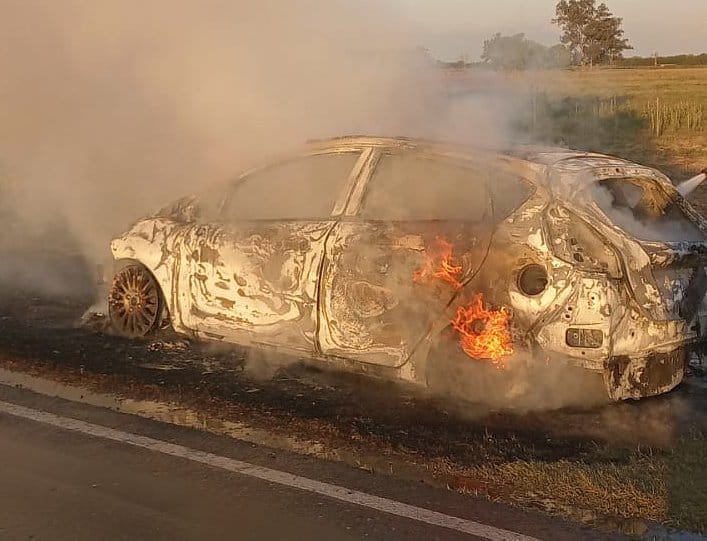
451,293,513,363
413,236,463,290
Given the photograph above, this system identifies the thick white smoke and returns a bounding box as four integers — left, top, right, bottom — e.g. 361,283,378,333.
0,0,518,264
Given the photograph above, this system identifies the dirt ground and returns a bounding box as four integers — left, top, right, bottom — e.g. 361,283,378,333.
0,252,706,535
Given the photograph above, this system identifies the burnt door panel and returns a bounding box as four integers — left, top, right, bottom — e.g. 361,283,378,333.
176,221,333,352
319,220,492,367
318,151,496,367
172,151,363,351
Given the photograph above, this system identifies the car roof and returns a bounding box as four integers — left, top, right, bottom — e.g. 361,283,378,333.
304,135,674,195
306,135,596,161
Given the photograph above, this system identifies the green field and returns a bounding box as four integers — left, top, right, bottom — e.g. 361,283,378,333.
501,67,707,207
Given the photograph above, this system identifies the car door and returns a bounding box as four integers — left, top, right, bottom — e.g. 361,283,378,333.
318,150,496,367
173,150,364,353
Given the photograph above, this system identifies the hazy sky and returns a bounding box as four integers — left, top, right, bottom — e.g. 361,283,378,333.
393,0,707,60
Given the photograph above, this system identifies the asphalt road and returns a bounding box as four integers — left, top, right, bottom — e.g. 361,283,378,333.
0,385,615,541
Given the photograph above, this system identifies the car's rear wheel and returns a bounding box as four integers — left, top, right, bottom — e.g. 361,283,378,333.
108,263,163,338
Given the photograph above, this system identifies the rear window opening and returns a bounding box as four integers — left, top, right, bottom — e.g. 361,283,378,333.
593,177,704,242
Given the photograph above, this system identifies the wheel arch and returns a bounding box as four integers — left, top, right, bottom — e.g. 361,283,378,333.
111,257,172,326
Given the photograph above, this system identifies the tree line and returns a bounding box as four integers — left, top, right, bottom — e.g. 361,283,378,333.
620,54,707,67
479,0,635,70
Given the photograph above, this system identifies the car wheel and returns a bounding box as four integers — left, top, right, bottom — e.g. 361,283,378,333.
108,263,164,338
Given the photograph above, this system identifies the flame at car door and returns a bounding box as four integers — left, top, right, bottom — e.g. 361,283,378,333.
318,221,493,368
412,236,514,364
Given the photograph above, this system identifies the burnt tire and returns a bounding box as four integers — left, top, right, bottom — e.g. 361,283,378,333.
108,263,164,338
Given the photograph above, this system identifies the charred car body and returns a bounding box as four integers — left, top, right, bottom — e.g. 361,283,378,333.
109,136,707,400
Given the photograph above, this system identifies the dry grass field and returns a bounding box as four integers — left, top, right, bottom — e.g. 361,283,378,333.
509,67,707,199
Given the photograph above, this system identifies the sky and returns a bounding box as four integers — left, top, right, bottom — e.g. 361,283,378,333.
392,0,707,60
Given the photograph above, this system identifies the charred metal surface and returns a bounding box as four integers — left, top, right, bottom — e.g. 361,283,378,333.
319,221,493,367
605,349,688,400
175,221,332,351
110,136,707,401
644,240,707,267
114,219,333,352
680,267,707,323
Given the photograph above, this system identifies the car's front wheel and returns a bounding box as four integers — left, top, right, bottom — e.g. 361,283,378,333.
108,263,164,338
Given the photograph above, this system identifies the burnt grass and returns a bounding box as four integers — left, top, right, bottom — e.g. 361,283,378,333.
1,285,706,534
0,292,605,464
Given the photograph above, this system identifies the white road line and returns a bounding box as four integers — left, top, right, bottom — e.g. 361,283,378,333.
0,400,539,541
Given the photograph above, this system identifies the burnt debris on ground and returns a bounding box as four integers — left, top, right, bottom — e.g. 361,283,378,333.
1,262,706,533
0,283,705,456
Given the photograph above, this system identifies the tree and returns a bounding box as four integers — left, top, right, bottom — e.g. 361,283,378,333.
481,33,570,70
552,0,631,66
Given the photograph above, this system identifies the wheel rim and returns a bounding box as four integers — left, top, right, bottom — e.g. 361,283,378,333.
109,265,161,337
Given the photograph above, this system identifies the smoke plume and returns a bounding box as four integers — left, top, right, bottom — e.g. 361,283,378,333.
0,0,517,265
1,2,614,411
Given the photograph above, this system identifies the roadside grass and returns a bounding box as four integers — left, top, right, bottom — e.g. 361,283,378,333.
448,435,707,534
513,67,707,115
477,454,666,521
666,433,707,532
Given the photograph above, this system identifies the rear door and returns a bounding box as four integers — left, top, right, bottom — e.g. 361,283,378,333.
318,150,495,367
174,150,363,352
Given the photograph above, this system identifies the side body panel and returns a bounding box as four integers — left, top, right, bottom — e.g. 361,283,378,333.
318,220,494,367
172,220,333,352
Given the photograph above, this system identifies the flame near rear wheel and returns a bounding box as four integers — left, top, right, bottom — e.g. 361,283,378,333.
413,237,514,364
451,294,514,363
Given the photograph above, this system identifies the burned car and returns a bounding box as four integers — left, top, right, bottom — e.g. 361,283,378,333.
108,136,707,400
